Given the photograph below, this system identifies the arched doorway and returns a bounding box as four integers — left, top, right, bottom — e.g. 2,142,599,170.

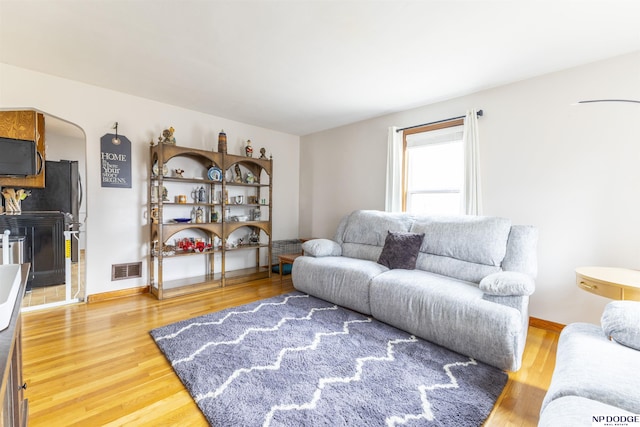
0,110,87,309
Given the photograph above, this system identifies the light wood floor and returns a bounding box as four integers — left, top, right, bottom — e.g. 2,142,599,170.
21,276,559,426
22,250,85,308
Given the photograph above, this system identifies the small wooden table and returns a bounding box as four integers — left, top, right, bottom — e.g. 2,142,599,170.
278,253,302,282
576,266,640,300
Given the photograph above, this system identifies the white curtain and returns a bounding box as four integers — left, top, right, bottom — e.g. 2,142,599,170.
463,109,482,215
385,126,403,212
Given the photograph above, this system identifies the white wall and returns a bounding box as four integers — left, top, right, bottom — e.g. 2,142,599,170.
300,51,640,325
1,63,300,297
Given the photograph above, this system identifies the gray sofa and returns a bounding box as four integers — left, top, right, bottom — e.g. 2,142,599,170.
292,210,538,371
539,301,640,425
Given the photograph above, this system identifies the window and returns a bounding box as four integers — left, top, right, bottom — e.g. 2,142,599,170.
403,120,464,215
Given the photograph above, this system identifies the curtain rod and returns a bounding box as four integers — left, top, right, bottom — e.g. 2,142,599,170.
396,109,483,133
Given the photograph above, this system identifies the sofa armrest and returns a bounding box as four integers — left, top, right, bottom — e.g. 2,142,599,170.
301,239,342,257
479,271,535,296
601,301,640,351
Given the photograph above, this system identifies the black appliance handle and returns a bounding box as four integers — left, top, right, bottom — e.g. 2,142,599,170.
35,150,44,175
78,175,83,212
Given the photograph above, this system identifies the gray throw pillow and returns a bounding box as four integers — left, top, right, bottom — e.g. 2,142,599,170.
601,300,640,351
377,231,425,270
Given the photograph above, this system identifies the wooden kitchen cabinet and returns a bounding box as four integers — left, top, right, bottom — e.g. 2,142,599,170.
0,110,46,189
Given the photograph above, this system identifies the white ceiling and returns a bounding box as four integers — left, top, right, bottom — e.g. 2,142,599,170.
1,1,639,136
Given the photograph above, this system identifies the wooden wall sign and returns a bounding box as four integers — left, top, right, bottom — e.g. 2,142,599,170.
100,133,131,188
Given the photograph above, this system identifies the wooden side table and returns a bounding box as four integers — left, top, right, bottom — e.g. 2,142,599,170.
576,266,640,300
278,254,302,282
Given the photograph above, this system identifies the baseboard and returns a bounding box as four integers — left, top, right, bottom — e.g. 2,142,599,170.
87,285,149,303
529,316,565,333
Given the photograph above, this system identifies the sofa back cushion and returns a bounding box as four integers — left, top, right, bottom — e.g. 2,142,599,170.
339,210,412,261
334,210,535,284
410,216,512,265
410,216,511,283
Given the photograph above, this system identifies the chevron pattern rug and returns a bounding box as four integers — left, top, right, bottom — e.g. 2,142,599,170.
150,292,507,426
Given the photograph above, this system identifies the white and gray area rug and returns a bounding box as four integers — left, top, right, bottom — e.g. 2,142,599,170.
150,292,507,426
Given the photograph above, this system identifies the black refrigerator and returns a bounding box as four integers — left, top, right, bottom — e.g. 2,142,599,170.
21,160,82,261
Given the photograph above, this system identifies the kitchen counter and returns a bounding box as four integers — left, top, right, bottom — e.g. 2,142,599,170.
0,263,29,426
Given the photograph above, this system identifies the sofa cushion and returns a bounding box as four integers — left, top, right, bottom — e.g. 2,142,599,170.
341,243,384,262
601,301,640,351
377,231,424,270
291,255,388,315
410,216,512,266
370,269,524,371
341,210,413,247
302,239,342,257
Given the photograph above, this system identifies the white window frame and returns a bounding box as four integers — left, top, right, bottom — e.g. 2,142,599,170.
402,120,465,215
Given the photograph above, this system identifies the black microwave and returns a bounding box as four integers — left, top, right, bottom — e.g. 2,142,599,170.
0,137,39,176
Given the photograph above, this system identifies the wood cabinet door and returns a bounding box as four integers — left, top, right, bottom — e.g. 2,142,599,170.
0,111,46,189
0,110,37,140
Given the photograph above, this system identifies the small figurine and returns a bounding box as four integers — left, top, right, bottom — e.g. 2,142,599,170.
234,164,243,182
160,127,176,144
248,231,260,244
174,168,184,178
245,139,253,157
245,171,255,184
259,147,267,159
195,206,204,224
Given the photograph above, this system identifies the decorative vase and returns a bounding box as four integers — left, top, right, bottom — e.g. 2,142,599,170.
218,130,227,153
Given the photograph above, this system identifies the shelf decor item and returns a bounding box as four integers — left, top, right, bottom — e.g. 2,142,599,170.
234,164,243,182
245,139,253,157
1,188,30,213
172,218,191,223
207,165,222,181
191,186,207,203
195,206,204,223
218,130,227,153
152,161,168,177
159,127,177,145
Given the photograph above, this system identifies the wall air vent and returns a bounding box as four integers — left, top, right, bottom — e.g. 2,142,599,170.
111,262,142,281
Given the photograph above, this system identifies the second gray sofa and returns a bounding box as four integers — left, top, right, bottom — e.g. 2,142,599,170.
539,301,640,426
292,210,538,371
